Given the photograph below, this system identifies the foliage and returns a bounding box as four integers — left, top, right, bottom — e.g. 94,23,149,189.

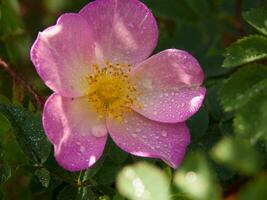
1,0,267,200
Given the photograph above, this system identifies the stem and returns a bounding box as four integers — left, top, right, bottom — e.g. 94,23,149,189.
0,57,45,109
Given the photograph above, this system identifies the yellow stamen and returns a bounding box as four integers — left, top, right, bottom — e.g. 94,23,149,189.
86,61,140,120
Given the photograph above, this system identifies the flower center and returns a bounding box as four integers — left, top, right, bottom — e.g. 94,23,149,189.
86,62,140,120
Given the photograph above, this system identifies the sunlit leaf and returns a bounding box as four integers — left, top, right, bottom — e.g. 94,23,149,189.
174,152,221,200
0,104,51,163
234,93,267,143
223,35,267,68
211,137,262,175
220,64,267,111
243,8,267,36
117,162,169,200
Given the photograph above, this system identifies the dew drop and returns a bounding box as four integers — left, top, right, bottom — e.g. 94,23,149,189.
161,130,168,137
135,128,141,133
132,133,138,138
91,124,108,137
80,146,85,153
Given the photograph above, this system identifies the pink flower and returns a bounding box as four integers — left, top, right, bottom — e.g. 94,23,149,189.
31,0,206,171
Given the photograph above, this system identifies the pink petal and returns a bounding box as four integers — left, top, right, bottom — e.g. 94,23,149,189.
107,112,190,168
43,93,107,171
79,0,158,66
130,49,206,123
31,14,96,97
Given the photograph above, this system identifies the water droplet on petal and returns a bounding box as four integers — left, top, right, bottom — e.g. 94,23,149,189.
80,146,85,152
91,124,108,137
161,130,168,137
135,128,141,133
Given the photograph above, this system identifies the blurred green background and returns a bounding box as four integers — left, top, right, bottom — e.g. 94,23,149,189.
1,0,267,200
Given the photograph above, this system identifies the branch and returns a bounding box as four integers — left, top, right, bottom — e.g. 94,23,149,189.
0,57,45,109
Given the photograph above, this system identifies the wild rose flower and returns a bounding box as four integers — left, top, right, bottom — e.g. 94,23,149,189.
31,0,206,171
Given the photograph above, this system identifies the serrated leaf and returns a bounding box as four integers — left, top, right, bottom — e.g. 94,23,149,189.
174,152,221,200
0,104,51,163
35,168,50,188
223,35,267,68
0,164,11,184
234,93,267,143
243,8,267,36
211,137,262,175
220,64,267,111
117,162,170,200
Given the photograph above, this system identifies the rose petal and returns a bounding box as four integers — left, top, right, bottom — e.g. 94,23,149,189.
130,49,206,123
31,14,96,97
107,111,190,168
43,93,107,171
79,0,158,65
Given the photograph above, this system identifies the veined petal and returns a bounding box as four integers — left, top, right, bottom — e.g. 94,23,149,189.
31,14,96,97
130,49,206,123
107,112,190,168
43,93,107,171
79,0,158,66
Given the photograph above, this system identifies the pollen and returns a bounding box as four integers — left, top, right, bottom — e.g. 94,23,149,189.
86,61,140,120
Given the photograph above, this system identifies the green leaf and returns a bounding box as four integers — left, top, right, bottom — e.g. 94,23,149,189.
174,152,221,200
211,137,262,175
112,193,125,200
0,113,10,133
234,93,267,143
76,186,97,200
95,160,120,185
223,35,267,68
187,106,209,141
243,8,267,36
0,164,11,184
206,83,224,121
108,140,128,164
185,0,210,17
239,176,267,200
57,185,97,200
117,162,170,200
0,0,22,36
0,95,10,105
0,104,51,163
57,185,77,200
34,168,50,188
99,195,111,200
220,64,267,111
